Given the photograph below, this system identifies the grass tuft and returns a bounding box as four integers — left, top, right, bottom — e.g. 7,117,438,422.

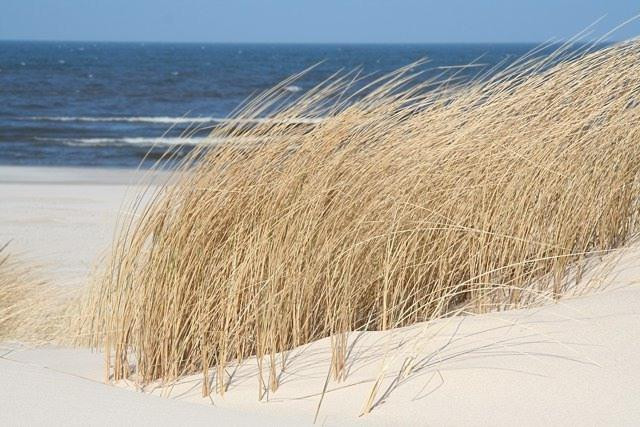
0,244,70,343
86,41,640,394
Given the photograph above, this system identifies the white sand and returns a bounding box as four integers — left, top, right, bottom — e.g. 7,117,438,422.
1,165,640,425
0,349,286,426
0,166,161,287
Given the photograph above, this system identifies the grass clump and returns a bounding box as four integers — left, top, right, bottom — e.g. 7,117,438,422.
87,41,640,395
0,244,66,342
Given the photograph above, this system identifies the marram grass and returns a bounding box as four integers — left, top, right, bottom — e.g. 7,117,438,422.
84,41,640,397
0,245,69,343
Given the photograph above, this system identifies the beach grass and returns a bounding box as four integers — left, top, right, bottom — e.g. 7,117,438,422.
0,245,68,342
84,40,640,396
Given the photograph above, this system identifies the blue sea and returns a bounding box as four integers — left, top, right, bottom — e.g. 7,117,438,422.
0,41,539,168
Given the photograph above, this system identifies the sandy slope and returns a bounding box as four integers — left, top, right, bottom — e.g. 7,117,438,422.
3,280,640,425
1,166,639,425
0,166,161,287
0,351,288,426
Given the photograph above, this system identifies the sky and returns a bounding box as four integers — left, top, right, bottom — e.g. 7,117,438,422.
1,1,639,44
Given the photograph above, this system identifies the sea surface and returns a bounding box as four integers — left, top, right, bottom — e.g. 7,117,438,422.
0,42,541,168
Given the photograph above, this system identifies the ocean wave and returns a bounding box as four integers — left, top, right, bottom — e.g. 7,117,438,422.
23,116,323,125
34,136,209,146
27,116,217,124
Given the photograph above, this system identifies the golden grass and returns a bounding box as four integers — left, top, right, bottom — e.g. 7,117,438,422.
86,40,640,396
0,244,68,342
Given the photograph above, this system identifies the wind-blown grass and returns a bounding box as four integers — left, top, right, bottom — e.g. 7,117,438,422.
0,245,67,342
86,40,640,396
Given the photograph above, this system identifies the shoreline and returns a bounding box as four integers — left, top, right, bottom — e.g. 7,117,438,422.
0,165,163,186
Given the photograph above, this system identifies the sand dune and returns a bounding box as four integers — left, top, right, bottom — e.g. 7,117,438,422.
1,167,640,425
2,274,640,425
0,349,288,426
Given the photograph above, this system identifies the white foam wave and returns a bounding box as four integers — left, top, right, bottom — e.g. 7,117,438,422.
28,116,217,124
35,137,208,146
25,116,323,125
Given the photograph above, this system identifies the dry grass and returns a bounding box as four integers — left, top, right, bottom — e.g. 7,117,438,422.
85,40,640,396
0,244,69,343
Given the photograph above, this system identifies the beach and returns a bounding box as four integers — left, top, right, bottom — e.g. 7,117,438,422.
4,285,640,425
3,36,640,426
1,164,640,425
0,166,159,287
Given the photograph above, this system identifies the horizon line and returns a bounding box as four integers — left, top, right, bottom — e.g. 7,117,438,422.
0,37,623,46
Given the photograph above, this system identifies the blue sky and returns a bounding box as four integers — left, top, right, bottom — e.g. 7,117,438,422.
1,1,639,43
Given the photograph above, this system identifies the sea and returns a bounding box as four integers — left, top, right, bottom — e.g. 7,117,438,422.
0,42,541,168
